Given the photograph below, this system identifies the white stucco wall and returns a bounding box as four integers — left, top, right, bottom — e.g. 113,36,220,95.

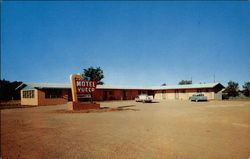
21,89,38,105
154,91,219,100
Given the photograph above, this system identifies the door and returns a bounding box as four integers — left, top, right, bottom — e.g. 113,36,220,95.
67,89,72,101
175,90,179,99
162,90,166,100
123,90,127,100
103,91,108,100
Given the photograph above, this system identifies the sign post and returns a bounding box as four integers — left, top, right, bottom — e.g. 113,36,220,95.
68,74,100,110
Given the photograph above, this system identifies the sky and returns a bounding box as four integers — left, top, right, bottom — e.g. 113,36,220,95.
2,1,250,88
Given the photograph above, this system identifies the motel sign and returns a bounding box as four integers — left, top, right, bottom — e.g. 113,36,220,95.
70,74,97,102
75,80,97,93
69,74,101,110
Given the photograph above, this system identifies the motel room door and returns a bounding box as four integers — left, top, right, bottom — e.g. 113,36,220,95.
162,90,166,100
67,89,72,101
122,90,127,100
175,90,179,99
103,91,108,100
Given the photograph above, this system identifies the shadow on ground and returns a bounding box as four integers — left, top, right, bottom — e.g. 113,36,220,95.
54,105,139,114
0,105,37,110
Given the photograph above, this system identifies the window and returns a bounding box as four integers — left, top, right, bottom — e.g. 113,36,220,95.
182,90,186,93
44,89,62,98
108,91,114,95
126,91,132,96
23,90,35,98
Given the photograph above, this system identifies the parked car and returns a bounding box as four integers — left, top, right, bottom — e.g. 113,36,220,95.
135,94,153,103
189,93,207,102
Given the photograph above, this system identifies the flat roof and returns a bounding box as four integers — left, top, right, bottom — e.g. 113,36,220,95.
17,82,224,90
152,83,224,90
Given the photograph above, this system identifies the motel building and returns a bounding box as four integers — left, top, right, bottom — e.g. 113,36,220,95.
16,82,225,106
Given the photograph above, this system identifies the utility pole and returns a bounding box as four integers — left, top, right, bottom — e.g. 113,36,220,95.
213,73,215,83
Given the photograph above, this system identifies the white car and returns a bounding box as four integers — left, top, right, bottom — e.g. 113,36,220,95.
189,93,208,102
135,94,153,103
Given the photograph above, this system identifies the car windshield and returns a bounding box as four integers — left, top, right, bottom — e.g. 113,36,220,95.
194,94,203,96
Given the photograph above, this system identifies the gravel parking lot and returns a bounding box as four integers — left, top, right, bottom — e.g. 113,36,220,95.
1,100,250,159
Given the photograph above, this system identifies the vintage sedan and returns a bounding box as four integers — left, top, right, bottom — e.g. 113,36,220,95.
189,93,208,102
135,94,153,103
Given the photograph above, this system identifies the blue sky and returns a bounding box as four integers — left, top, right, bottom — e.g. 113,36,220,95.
2,1,250,88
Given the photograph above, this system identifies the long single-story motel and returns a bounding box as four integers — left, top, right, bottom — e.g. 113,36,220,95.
17,82,225,106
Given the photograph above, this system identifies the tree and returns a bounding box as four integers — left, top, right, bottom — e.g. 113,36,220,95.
224,81,239,97
178,80,192,85
161,83,167,86
0,79,22,101
242,81,250,97
82,66,104,85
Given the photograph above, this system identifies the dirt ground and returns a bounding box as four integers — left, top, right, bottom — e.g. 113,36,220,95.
1,100,250,159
